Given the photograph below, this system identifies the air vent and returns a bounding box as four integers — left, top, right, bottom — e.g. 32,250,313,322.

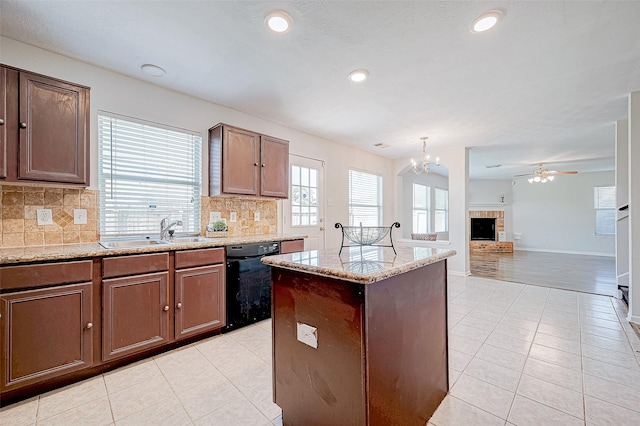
485,164,502,168
374,143,391,148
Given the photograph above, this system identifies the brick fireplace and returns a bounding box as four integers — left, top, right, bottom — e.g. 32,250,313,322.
469,210,513,253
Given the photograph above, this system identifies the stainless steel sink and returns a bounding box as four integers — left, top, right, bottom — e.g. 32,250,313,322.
168,237,215,243
100,239,170,249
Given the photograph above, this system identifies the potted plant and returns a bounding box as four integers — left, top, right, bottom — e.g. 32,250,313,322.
206,219,228,237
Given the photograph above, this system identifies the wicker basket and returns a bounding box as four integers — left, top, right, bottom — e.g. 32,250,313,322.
411,233,437,241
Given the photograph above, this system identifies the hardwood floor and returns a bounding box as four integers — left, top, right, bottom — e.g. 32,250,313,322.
470,250,617,296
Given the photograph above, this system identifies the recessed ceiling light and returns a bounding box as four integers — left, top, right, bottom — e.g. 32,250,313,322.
470,10,503,33
141,64,166,77
265,10,292,33
348,69,369,83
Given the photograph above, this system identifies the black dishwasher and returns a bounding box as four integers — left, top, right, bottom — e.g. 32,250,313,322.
224,241,280,332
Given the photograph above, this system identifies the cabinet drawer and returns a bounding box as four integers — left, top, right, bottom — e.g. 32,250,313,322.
280,239,304,254
102,253,169,279
0,260,93,292
175,248,225,269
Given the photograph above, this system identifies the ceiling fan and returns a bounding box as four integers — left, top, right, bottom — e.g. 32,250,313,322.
514,163,578,183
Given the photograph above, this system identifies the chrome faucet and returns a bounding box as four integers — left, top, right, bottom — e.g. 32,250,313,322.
160,218,183,240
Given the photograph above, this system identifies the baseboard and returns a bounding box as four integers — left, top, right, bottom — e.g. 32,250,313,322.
514,247,615,257
448,270,471,277
627,314,640,326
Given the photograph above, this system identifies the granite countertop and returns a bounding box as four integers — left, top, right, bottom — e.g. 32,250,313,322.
262,245,456,284
0,234,307,265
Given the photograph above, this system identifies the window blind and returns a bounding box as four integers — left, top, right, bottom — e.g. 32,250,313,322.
412,183,429,233
594,186,615,236
98,112,202,237
434,188,449,233
349,169,382,226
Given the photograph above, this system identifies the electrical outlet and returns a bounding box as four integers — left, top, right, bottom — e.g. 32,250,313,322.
230,212,237,223
209,211,221,222
297,322,318,349
74,209,87,225
254,211,260,222
37,209,53,226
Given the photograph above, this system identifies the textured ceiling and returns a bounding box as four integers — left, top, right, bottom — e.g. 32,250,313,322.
1,1,639,179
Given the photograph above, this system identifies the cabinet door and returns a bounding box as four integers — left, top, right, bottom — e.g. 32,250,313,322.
102,272,170,361
18,71,88,184
175,265,225,340
260,135,289,198
0,283,93,392
222,126,260,195
0,66,6,179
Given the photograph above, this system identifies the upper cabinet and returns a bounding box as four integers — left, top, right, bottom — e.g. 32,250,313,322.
0,65,90,186
209,123,289,198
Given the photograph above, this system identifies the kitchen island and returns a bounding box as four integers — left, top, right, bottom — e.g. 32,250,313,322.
262,245,456,426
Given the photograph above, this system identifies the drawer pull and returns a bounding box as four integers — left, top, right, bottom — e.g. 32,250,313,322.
163,305,170,311
177,303,182,309
86,322,93,329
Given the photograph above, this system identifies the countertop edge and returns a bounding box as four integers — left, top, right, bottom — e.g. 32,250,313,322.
263,248,457,284
0,234,307,265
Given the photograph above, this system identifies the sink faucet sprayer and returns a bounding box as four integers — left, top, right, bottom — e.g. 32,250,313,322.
160,218,183,240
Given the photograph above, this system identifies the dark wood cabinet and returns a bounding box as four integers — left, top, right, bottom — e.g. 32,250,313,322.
102,272,171,361
0,282,93,392
0,64,89,185
175,265,225,340
174,248,226,340
209,123,289,198
260,135,289,198
0,66,6,179
101,253,171,361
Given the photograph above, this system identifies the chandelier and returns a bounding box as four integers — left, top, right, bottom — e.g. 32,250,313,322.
410,137,440,175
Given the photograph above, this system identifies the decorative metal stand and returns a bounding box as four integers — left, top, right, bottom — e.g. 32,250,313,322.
335,222,401,255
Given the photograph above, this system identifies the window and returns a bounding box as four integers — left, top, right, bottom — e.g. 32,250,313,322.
98,112,202,237
412,183,430,233
349,170,382,226
594,186,615,236
412,185,448,234
434,188,449,233
291,165,318,226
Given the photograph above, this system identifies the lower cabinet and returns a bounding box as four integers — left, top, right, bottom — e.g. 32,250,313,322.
280,239,304,254
175,264,225,340
0,283,93,392
102,271,171,361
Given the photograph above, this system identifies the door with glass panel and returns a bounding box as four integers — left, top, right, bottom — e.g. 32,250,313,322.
283,156,324,251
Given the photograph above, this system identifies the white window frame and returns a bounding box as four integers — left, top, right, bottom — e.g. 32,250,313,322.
434,187,449,233
348,169,383,226
98,111,202,238
412,183,430,233
594,186,615,236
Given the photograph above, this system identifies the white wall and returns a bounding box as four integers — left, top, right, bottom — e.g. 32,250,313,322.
469,179,514,240
628,91,640,324
1,37,395,250
511,171,615,256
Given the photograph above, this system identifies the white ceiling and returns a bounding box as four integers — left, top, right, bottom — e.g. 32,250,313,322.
1,1,639,179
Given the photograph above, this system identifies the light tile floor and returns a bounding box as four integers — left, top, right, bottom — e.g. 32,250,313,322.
2,275,640,425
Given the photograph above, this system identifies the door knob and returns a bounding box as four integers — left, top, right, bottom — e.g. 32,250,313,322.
177,303,182,309
163,305,169,311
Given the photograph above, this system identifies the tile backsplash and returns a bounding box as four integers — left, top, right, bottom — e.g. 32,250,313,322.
0,186,279,248
200,196,278,236
0,185,99,247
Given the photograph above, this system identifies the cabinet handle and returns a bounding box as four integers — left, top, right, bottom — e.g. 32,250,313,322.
0,118,4,125
19,122,27,129
86,322,93,329
163,305,169,311
254,162,258,166
177,303,182,309
261,163,266,167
